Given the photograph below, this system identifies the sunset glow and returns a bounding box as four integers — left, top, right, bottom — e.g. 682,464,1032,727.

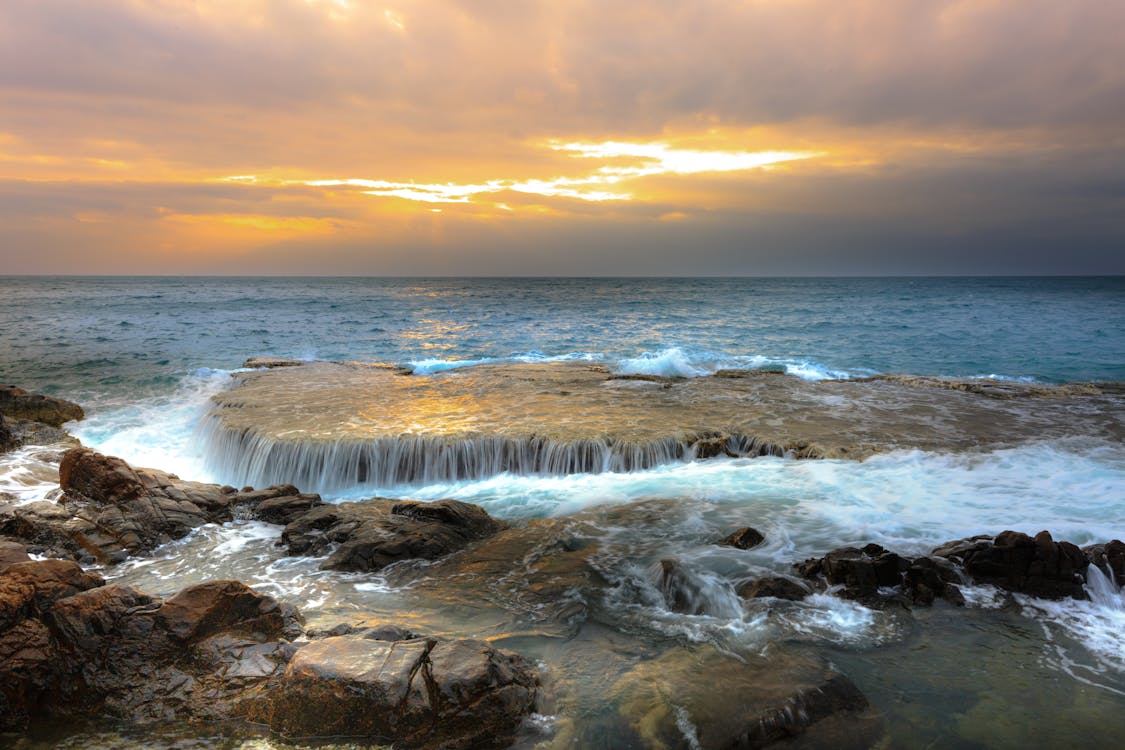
0,0,1121,274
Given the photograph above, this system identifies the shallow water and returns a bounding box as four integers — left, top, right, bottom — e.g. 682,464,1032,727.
1,276,1123,747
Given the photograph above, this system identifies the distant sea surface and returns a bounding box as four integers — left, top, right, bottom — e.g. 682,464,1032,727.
2,277,1123,409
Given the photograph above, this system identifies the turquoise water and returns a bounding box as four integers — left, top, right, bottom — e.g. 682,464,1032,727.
1,277,1122,412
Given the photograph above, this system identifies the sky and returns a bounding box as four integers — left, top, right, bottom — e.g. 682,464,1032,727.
1,0,1123,276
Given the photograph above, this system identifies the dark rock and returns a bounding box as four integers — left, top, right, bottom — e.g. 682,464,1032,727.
719,526,765,550
0,415,14,453
613,645,883,749
737,576,809,601
1084,539,1125,586
796,544,909,601
934,530,1089,599
904,556,965,607
236,486,323,525
253,634,538,749
0,385,84,428
282,498,506,573
0,559,104,632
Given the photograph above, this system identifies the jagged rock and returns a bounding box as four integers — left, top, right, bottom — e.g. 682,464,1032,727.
281,498,506,572
719,526,765,550
904,556,966,606
0,448,324,562
253,634,538,749
613,645,883,749
737,575,809,601
934,530,1089,599
0,565,300,731
0,385,84,428
305,622,417,641
155,580,302,643
796,543,909,601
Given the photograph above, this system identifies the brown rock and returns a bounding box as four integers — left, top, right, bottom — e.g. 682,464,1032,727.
0,538,31,569
282,498,506,573
155,580,299,643
256,634,538,748
797,544,909,601
0,385,84,428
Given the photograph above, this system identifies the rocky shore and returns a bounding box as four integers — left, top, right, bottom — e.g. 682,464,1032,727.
3,384,1124,748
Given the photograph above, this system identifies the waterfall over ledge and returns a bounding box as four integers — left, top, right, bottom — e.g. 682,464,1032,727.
196,359,1125,492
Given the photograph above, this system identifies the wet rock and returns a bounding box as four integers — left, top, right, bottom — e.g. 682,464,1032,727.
254,634,538,749
282,498,507,572
613,645,884,749
737,575,809,601
243,357,304,369
1084,539,1125,586
904,556,966,607
0,447,325,562
934,530,1089,599
719,526,765,550
796,543,910,601
0,385,84,428
235,485,323,525
0,565,301,731
0,415,14,453
156,580,302,643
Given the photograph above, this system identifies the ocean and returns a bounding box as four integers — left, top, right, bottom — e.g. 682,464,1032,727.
1,275,1124,748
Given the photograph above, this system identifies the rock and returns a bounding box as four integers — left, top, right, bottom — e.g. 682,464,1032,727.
903,556,965,606
0,538,31,569
0,415,14,453
0,447,325,562
155,580,301,643
737,575,809,601
719,526,765,550
235,486,323,525
254,634,538,749
934,530,1089,599
1084,539,1125,586
796,543,909,601
0,565,302,731
282,498,506,572
613,645,883,749
0,385,84,428
243,357,304,369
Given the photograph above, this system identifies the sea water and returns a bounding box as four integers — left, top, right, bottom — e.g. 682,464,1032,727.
1,275,1124,746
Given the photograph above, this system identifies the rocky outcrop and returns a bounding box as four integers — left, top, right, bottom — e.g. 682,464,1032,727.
613,645,883,749
0,448,323,563
796,531,1123,606
0,385,84,428
933,530,1088,599
243,357,304,369
252,635,538,748
0,560,538,747
281,498,506,572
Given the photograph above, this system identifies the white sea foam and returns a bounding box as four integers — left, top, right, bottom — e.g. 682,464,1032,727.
612,346,864,380
406,351,598,375
0,444,67,504
360,440,1125,558
71,367,235,482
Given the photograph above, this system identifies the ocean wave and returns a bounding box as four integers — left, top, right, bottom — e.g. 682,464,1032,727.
405,351,599,375
613,346,865,381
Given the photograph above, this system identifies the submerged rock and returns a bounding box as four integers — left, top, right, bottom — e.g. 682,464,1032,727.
0,385,84,428
281,497,506,572
613,645,884,749
254,635,538,748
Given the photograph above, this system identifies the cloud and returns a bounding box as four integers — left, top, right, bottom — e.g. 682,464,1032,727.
0,0,1123,273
